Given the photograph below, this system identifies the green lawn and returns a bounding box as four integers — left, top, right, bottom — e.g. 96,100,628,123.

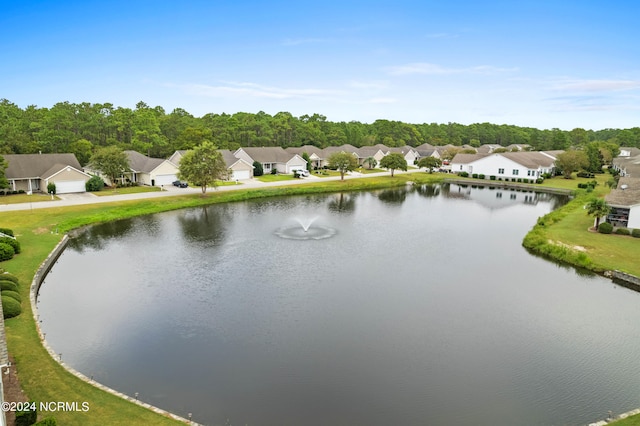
92,186,162,196
257,174,296,182
0,193,59,204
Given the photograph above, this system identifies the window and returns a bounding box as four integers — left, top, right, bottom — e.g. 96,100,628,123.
512,169,519,175
527,170,533,176
498,168,504,174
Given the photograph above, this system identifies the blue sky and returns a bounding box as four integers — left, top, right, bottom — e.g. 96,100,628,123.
1,1,639,130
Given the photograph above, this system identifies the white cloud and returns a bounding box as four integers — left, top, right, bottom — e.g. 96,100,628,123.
552,79,640,92
167,81,343,100
386,62,518,76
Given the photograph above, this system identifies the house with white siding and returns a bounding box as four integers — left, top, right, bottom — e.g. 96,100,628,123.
450,151,557,181
606,177,640,230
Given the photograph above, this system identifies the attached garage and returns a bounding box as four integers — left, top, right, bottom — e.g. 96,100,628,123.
154,174,178,186
231,170,251,181
54,180,87,194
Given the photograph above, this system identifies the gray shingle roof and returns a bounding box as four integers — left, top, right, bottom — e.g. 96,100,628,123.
124,151,165,173
606,177,640,207
239,147,297,163
4,153,82,179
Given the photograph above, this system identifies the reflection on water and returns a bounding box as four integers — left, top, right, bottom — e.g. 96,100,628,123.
37,185,639,426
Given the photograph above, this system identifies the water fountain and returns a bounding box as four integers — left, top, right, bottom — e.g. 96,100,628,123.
275,216,337,240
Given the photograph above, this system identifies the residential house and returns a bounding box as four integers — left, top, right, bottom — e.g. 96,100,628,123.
612,147,640,177
285,145,325,169
450,151,557,181
355,145,387,168
606,177,640,229
387,146,419,166
170,149,255,181
234,147,307,174
219,150,254,180
124,151,180,187
4,153,90,194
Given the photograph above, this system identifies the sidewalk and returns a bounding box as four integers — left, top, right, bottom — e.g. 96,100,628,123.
0,169,423,212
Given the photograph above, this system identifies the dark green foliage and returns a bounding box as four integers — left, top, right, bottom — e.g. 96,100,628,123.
0,242,15,261
47,182,56,195
252,161,263,176
536,178,544,184
0,228,14,237
459,172,468,177
577,171,595,178
2,290,21,303
85,175,105,192
632,229,640,238
0,272,19,283
471,173,478,179
615,228,631,235
0,236,20,254
2,295,21,318
478,174,485,179
0,281,18,292
15,404,36,426
271,168,277,175
35,417,58,425
490,175,496,180
598,222,613,234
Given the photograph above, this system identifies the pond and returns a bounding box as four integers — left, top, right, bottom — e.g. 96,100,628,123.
37,184,640,426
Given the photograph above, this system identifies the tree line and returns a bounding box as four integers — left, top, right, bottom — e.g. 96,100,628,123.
1,98,639,166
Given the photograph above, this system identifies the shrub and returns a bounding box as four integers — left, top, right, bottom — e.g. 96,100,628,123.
2,295,21,319
47,182,56,195
0,228,14,237
0,236,20,254
517,178,522,182
478,174,485,179
0,273,19,284
490,175,496,180
598,222,613,234
632,229,640,238
615,228,631,235
271,168,277,175
85,175,105,192
0,243,15,261
35,417,57,425
2,290,21,303
471,173,478,179
0,281,18,292
459,172,469,177
15,404,36,426
536,178,544,184
252,161,263,177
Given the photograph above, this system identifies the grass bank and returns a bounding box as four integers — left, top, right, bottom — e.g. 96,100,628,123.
0,173,442,425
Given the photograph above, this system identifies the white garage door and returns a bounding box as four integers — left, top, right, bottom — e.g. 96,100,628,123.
55,180,86,194
232,170,251,180
154,174,177,186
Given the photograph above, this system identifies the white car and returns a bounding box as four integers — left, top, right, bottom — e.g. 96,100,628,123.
296,169,310,177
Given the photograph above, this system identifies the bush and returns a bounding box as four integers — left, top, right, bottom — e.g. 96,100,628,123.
2,290,21,303
252,161,263,177
0,281,18,292
536,178,544,184
0,243,15,261
15,404,36,426
471,173,478,179
47,182,56,195
577,171,595,178
2,295,21,319
0,236,20,254
598,222,613,234
489,175,496,180
271,168,277,175
0,273,19,283
459,172,469,177
478,174,485,179
35,418,57,426
85,175,105,192
632,229,640,238
0,228,14,237
615,228,631,235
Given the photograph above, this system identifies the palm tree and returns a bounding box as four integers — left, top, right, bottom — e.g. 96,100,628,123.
586,198,611,229
364,156,377,169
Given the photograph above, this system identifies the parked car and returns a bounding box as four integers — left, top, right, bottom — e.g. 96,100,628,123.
172,180,188,188
295,169,310,177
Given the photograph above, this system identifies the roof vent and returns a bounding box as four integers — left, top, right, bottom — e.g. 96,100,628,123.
621,184,628,190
